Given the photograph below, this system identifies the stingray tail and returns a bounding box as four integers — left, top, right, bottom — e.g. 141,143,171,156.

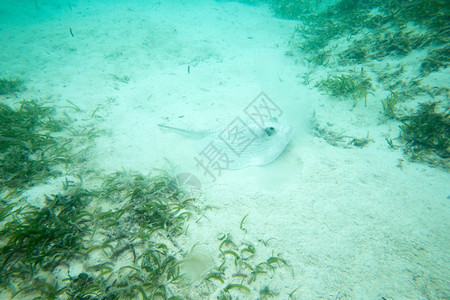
157,124,205,138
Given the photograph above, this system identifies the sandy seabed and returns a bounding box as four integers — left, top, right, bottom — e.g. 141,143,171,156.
1,0,449,298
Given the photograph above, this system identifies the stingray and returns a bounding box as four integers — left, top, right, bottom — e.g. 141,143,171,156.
158,117,294,169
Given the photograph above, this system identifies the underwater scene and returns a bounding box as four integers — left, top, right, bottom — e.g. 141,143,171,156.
0,0,449,299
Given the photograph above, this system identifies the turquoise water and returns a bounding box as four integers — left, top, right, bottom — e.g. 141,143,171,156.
0,0,449,299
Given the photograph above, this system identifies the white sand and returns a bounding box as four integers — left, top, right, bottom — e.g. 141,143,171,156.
1,0,449,298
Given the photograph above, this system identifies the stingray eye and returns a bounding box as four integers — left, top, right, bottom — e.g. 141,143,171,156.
265,127,276,136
